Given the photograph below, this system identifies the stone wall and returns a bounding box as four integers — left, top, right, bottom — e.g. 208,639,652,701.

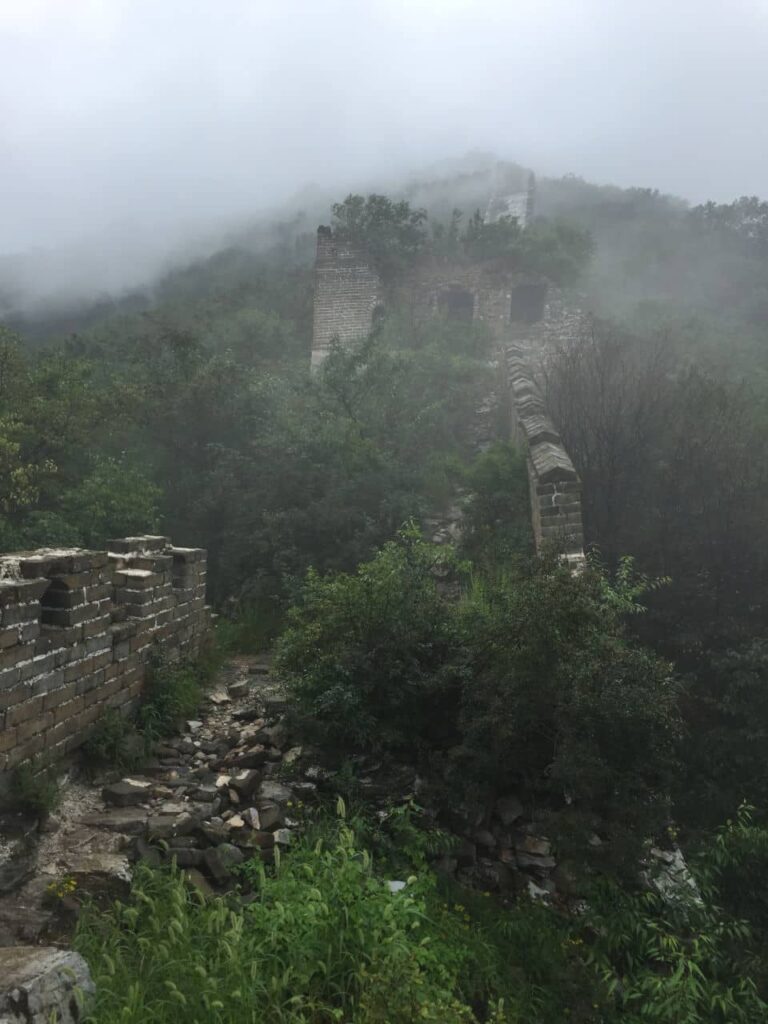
0,536,209,776
399,261,549,342
311,226,383,367
506,346,585,566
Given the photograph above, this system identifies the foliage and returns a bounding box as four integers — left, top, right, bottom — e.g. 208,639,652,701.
81,709,148,774
679,643,768,828
455,556,680,865
278,530,679,857
58,456,160,548
8,759,61,817
138,654,210,739
76,819,489,1023
463,212,594,285
459,442,533,566
331,193,429,282
583,853,768,1022
276,525,465,754
74,800,768,1023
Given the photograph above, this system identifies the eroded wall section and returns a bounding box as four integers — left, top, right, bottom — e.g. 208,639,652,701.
0,535,209,774
312,226,382,367
506,346,585,566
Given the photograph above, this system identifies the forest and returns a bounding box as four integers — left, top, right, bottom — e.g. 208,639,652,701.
4,165,768,1022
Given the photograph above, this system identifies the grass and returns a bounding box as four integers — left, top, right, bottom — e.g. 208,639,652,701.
75,820,485,1023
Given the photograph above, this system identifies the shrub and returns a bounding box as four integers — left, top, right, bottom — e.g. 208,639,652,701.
460,442,533,566
278,532,680,863
275,525,466,754
456,556,681,863
8,759,61,818
138,657,205,739
81,709,147,774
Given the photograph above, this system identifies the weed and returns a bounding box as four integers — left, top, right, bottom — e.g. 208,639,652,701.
81,709,147,774
9,759,61,818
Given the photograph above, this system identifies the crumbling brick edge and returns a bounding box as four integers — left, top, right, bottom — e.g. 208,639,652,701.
0,534,210,780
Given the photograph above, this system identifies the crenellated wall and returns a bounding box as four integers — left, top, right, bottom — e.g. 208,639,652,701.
506,346,585,565
0,535,209,775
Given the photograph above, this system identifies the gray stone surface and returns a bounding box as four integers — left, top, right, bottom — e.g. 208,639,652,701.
0,946,93,1024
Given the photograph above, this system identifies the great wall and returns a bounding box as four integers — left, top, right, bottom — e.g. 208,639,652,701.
312,164,586,566
0,537,209,783
0,166,589,1019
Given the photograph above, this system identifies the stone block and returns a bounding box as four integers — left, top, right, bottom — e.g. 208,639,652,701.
0,725,18,753
6,732,45,767
30,669,66,697
52,696,86,724
6,693,43,727
0,945,93,1024
108,535,170,554
43,682,77,710
41,622,83,646
16,712,54,742
0,644,31,672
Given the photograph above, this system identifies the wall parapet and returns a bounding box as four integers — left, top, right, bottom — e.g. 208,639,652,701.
0,535,209,774
506,346,585,566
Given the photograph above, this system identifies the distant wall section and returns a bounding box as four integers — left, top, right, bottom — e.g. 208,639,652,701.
506,346,585,566
0,536,209,776
311,226,383,368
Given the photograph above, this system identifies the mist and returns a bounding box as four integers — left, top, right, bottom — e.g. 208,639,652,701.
2,0,768,312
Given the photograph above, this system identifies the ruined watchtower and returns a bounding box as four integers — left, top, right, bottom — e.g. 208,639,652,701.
311,226,383,368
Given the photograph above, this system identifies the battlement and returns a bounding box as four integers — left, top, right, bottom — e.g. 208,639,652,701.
0,535,209,774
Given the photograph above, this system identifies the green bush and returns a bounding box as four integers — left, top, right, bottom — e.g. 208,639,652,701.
138,657,206,739
81,709,147,774
275,525,465,754
460,442,533,566
456,557,681,851
8,759,61,817
278,533,680,861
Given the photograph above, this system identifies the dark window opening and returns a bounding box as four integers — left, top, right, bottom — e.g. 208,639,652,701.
510,283,547,324
438,287,474,323
40,579,74,626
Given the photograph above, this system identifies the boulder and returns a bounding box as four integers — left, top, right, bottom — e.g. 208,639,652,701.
101,778,152,807
0,946,93,1024
495,795,523,826
256,801,282,831
229,770,261,800
258,781,293,805
516,835,551,857
147,811,197,840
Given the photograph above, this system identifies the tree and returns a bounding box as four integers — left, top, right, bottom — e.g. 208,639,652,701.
331,194,428,281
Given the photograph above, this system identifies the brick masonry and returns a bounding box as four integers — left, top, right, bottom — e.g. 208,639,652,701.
506,346,585,566
0,535,210,775
311,226,383,368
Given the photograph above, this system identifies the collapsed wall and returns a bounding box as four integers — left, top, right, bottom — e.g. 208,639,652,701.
311,226,382,367
0,536,209,776
506,346,585,566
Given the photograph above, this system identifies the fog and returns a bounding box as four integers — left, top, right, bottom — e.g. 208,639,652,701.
2,0,767,311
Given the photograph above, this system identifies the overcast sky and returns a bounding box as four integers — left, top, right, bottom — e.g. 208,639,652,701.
2,0,767,271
